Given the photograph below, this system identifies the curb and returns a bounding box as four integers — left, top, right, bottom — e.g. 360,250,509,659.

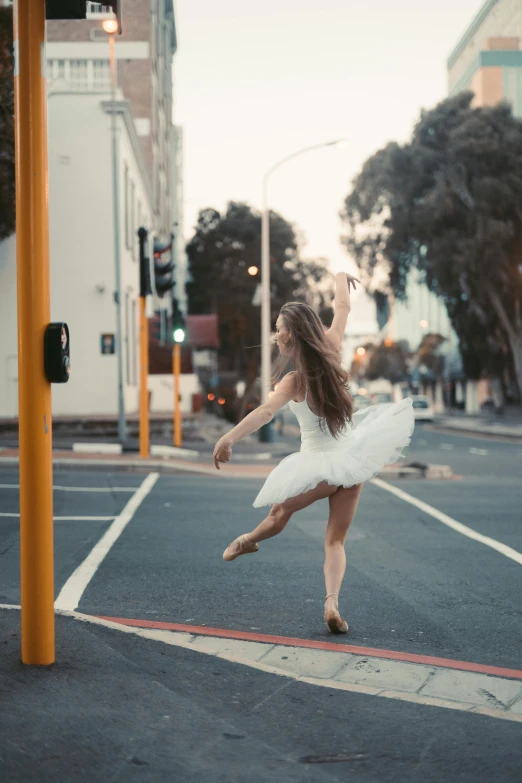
0,449,453,481
432,421,522,440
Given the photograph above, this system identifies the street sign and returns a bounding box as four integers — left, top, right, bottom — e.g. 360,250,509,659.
252,283,262,306
101,334,115,354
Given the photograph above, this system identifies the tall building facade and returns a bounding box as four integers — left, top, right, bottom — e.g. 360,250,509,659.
448,0,522,115
46,0,177,238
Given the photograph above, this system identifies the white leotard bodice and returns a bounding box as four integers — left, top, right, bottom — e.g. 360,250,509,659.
288,388,352,453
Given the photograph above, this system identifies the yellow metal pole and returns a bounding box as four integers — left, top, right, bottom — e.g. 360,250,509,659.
139,297,149,457
173,343,182,447
14,0,55,664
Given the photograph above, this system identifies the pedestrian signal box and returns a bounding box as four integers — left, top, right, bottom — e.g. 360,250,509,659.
44,323,70,383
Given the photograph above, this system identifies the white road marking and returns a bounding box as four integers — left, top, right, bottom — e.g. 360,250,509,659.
54,472,159,611
370,477,522,566
440,444,454,451
469,448,488,456
0,483,137,493
0,513,116,521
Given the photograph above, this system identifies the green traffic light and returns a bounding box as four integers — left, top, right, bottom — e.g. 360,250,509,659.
173,328,185,343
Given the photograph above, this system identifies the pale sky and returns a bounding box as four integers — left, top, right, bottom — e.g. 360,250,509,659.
174,0,483,279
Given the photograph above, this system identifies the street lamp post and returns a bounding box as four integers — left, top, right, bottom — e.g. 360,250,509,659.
103,19,126,443
259,140,348,440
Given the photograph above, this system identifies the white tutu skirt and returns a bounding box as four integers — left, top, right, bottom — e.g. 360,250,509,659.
253,397,415,508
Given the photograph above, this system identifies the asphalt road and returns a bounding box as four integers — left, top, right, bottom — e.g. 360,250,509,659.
1,424,521,781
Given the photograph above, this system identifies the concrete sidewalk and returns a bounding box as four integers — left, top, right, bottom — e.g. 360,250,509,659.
435,414,522,439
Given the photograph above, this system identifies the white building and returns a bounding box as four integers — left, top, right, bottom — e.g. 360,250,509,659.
0,86,153,418
0,2,188,419
342,291,380,370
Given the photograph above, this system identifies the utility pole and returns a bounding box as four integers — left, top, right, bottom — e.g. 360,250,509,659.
172,303,185,448
14,0,55,665
138,228,152,458
104,19,126,443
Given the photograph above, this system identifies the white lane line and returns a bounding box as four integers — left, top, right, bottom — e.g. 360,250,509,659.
0,513,116,521
0,483,137,493
54,472,159,612
440,444,454,451
469,447,488,456
370,477,522,566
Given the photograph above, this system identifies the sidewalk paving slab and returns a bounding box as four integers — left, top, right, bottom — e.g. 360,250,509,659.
335,657,435,692
419,668,522,709
258,646,351,679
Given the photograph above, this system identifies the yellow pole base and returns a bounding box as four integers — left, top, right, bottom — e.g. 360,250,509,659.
174,343,182,448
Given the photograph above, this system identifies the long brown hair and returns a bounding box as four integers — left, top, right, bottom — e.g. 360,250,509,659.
274,302,353,437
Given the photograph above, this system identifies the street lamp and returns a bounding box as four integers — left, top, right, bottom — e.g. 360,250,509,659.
420,319,429,329
248,265,259,276
103,19,126,442
260,139,348,420
356,346,366,357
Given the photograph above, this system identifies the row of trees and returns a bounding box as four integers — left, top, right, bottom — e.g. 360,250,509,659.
342,92,522,404
351,334,446,387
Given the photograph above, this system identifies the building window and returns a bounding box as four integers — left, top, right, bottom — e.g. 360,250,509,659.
125,293,131,385
131,299,137,385
124,164,130,249
130,179,136,259
93,59,110,88
69,59,88,87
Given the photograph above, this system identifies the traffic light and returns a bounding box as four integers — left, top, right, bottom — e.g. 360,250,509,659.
171,298,185,344
46,2,123,34
153,236,176,298
138,227,152,298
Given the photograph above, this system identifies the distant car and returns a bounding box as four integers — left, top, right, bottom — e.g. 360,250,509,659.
371,392,393,404
411,395,434,422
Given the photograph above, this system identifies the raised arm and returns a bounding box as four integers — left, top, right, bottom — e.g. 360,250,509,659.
213,372,298,469
325,272,359,351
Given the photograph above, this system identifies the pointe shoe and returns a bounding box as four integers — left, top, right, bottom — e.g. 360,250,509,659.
324,593,349,634
223,534,259,562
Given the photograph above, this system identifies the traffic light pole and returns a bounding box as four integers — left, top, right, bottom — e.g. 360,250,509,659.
108,30,126,443
14,0,55,664
173,343,182,447
139,296,149,457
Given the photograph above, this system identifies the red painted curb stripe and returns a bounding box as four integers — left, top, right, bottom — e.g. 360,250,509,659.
97,615,522,681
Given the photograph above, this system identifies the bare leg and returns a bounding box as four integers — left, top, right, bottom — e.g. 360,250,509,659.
324,483,363,632
248,481,338,543
223,482,338,560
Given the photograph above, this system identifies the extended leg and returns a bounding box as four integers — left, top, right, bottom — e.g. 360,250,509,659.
223,482,338,561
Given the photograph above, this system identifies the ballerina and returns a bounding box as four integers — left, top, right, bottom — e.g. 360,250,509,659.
213,272,414,634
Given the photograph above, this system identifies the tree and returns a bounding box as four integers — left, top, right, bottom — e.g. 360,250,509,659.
0,6,15,240
342,92,522,403
366,341,408,384
186,202,333,413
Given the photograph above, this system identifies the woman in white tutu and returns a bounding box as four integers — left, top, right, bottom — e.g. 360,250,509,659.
213,272,414,634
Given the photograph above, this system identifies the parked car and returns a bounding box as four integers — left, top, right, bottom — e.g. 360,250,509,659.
411,394,434,422
371,392,393,404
